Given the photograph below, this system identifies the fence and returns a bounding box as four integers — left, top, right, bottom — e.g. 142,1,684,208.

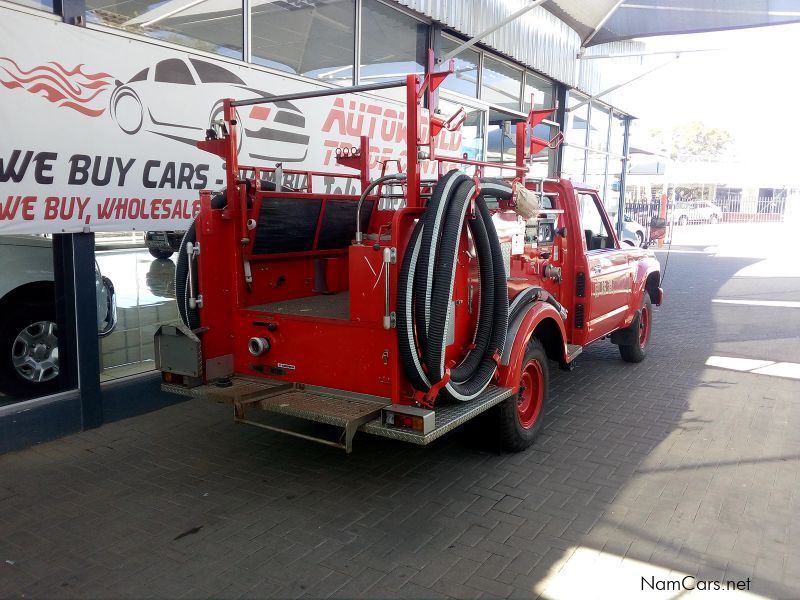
622,194,789,244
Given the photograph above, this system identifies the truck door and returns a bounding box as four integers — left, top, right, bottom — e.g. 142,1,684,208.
577,192,633,342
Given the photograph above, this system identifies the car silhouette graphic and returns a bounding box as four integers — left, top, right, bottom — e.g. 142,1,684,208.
109,57,309,162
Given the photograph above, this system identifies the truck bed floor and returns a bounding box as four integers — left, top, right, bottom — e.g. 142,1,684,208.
247,291,350,320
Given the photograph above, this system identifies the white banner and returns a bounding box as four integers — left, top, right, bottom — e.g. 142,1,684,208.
0,7,462,234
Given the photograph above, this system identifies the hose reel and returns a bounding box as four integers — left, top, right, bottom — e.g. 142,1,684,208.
397,172,513,404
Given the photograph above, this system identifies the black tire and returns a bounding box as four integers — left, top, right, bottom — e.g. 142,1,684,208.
495,338,549,452
0,302,60,398
148,248,174,260
174,221,199,329
619,292,652,363
175,191,228,329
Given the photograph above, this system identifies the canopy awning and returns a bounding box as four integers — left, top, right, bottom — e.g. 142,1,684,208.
544,0,800,48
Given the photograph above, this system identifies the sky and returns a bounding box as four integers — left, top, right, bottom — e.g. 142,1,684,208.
616,22,800,182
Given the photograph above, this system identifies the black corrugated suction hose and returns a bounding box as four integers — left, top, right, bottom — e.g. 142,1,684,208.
175,183,276,328
397,173,513,402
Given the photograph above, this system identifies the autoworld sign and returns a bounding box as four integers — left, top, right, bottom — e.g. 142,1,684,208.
0,7,461,234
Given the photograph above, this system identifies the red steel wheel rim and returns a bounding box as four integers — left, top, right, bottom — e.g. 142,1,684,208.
517,359,544,429
639,304,650,348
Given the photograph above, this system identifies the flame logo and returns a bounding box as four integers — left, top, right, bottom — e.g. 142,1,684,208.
0,57,113,117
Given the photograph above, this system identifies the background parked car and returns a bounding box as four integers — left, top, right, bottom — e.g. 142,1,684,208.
0,236,117,398
145,230,185,259
621,215,646,247
671,200,723,225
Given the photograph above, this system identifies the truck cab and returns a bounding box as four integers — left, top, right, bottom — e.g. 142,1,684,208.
561,181,662,347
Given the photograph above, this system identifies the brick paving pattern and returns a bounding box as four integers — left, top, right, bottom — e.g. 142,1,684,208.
1,251,799,599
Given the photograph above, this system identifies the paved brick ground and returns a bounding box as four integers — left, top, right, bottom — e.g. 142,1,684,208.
1,251,799,599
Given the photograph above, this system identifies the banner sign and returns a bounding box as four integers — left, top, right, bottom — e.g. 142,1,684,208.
0,8,462,234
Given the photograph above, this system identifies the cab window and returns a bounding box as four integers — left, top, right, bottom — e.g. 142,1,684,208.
578,193,613,251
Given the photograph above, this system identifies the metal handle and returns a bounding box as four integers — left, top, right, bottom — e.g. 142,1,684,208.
355,174,406,244
383,247,396,329
186,241,203,309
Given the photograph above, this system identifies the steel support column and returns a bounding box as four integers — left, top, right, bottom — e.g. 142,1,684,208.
75,233,103,429
617,116,631,239
53,0,86,26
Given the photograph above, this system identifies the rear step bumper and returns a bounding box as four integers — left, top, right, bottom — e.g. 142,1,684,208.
162,378,513,452
363,385,513,445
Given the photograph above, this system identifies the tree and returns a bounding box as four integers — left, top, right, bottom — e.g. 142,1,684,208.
650,121,734,162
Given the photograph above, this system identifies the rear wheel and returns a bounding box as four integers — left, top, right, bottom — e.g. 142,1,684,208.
496,338,549,452
148,248,173,260
619,292,652,363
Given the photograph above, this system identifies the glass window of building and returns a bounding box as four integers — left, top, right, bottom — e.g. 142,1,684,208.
440,35,480,98
95,231,181,381
87,0,244,59
7,0,52,11
481,56,522,111
523,71,554,112
519,71,555,176
0,237,79,405
589,103,610,152
561,146,586,181
251,0,355,84
360,0,427,84
439,98,485,162
566,92,588,147
486,109,517,165
585,151,608,193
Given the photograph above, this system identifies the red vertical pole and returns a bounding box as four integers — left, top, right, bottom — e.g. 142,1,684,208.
516,122,526,170
223,98,242,224
406,74,420,208
359,135,370,191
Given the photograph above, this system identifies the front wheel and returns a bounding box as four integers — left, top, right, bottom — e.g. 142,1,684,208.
619,292,652,363
0,303,60,398
496,338,549,452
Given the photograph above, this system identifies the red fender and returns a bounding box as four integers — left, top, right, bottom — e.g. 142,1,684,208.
633,255,663,308
496,302,568,390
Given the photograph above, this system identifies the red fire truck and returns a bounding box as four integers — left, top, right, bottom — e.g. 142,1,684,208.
155,65,663,453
